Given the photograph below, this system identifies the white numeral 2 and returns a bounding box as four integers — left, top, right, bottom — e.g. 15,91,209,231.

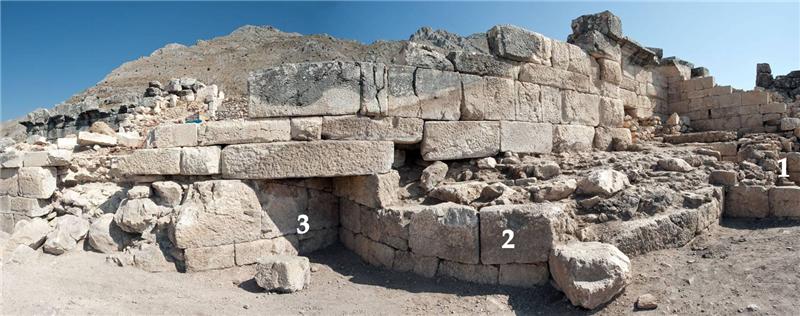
778,158,790,178
297,214,309,234
501,229,515,249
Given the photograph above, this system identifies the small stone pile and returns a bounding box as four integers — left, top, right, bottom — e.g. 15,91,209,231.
140,77,224,119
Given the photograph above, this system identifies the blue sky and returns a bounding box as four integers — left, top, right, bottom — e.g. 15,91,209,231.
2,1,799,120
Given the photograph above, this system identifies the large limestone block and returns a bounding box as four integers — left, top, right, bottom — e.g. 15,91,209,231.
386,65,421,118
414,68,462,120
519,63,594,93
500,121,553,154
499,263,549,287
553,125,595,152
8,196,49,216
562,90,600,126
77,131,117,147
516,82,561,123
249,61,360,117
184,244,235,272
256,182,308,239
254,255,311,293
447,51,518,78
150,123,198,148
461,75,516,121
725,185,769,218
550,241,631,309
769,187,800,218
437,260,498,285
321,116,423,144
487,25,552,64
409,203,480,264
117,148,181,175
221,141,394,179
359,62,389,116
421,121,500,161
180,146,221,175
593,127,632,151
393,42,454,71
174,180,262,248
198,119,291,145
17,167,57,199
0,168,19,196
23,150,72,167
480,203,572,264
333,171,399,208
392,250,440,278
351,233,396,268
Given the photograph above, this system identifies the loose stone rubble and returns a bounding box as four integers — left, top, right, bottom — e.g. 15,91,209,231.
3,9,800,311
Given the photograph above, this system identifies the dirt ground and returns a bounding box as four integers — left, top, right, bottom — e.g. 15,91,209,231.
2,218,799,315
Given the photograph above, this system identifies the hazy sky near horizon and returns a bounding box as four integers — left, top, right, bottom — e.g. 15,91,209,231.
2,1,798,120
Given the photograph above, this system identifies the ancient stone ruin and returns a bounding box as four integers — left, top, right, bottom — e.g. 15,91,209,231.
2,10,799,311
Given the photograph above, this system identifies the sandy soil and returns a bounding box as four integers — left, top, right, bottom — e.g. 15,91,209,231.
2,218,799,315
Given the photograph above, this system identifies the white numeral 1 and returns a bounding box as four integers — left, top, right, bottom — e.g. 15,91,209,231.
297,214,309,234
501,229,515,249
779,158,790,178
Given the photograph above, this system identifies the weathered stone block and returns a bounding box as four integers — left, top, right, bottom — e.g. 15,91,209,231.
117,148,182,175
516,82,561,123
498,263,549,287
352,234,395,269
23,150,71,167
562,90,600,126
289,117,322,141
487,25,551,64
437,260,498,284
415,68,462,120
184,245,235,272
77,131,117,147
150,123,198,148
234,236,300,266
249,61,360,117
256,182,308,238
359,62,389,116
198,119,291,145
180,146,221,175
599,98,624,127
480,203,571,264
708,170,737,186
421,121,500,161
500,121,553,153
386,65,421,118
174,180,262,248
17,167,57,199
593,127,631,151
298,227,338,254
553,125,595,152
598,59,621,84
518,63,593,93
549,241,631,310
321,116,423,144
333,171,399,209
461,75,516,121
409,203,479,264
769,187,800,218
392,250,440,278
447,51,517,78
0,168,19,196
221,141,394,179
254,255,311,293
725,185,769,218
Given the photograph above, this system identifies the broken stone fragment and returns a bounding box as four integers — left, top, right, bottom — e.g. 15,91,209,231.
657,158,693,172
577,169,629,197
8,217,52,249
254,255,311,293
487,25,552,64
419,161,448,192
114,198,164,233
429,181,487,204
43,214,90,255
151,181,183,207
87,213,132,253
549,241,631,310
89,121,117,136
